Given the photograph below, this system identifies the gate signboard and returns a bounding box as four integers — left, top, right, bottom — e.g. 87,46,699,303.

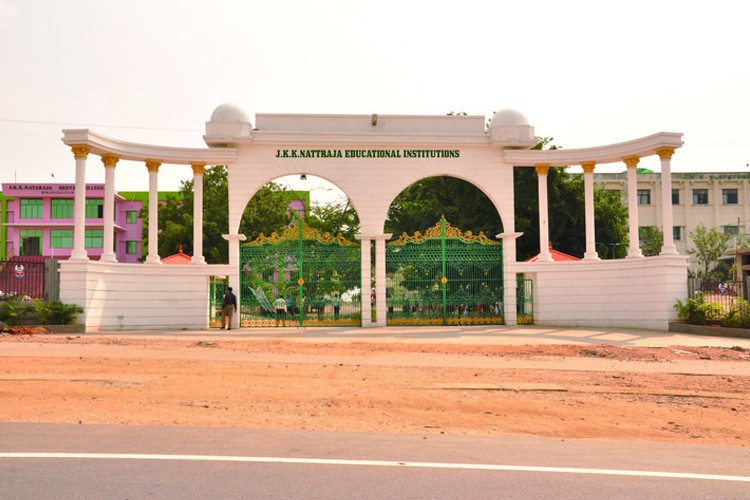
240,220,361,327
386,217,504,325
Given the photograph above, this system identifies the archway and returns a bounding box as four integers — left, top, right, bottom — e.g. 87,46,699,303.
384,176,507,325
238,175,363,327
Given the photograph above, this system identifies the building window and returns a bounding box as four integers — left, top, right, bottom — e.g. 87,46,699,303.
607,189,621,197
50,198,73,219
673,226,684,241
724,225,739,236
20,198,43,219
693,189,709,205
126,241,138,254
126,210,138,224
84,229,103,248
637,189,651,205
672,189,680,205
722,188,739,205
50,229,73,248
85,199,104,218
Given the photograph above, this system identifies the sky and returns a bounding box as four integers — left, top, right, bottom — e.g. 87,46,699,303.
1,0,748,204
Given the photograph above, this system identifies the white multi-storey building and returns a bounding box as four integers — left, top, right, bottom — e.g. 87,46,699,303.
595,171,750,259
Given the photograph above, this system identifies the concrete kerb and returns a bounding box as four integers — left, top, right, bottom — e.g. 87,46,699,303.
55,324,750,349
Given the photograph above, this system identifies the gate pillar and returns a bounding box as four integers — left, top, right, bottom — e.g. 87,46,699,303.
223,232,246,328
355,235,372,326
374,234,392,326
499,231,523,326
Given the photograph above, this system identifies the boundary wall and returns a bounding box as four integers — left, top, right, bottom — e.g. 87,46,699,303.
512,254,688,330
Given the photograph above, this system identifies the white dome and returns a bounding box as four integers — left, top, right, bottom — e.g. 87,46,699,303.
209,103,250,123
491,108,529,127
487,108,535,147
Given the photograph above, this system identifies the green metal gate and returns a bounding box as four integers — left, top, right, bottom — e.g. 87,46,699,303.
386,217,505,326
240,220,361,327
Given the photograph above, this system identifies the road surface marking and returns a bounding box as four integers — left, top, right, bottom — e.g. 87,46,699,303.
1,453,749,482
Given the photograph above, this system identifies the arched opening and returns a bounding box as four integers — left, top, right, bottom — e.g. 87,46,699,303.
237,175,363,327
385,176,504,238
384,176,506,325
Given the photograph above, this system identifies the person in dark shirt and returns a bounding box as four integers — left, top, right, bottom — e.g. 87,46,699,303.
222,287,238,330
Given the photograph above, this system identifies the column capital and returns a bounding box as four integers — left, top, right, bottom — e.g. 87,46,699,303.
145,160,161,172
535,164,550,176
191,162,206,175
71,145,90,159
623,156,640,169
656,147,675,160
356,233,392,241
101,154,119,168
496,231,523,241
581,161,596,174
222,233,247,242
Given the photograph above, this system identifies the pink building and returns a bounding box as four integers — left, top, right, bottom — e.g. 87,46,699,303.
1,183,144,262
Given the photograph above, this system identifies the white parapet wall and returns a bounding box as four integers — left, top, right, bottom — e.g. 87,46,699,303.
511,254,689,331
59,260,235,332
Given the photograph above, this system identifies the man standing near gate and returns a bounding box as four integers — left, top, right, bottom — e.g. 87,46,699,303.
222,287,238,330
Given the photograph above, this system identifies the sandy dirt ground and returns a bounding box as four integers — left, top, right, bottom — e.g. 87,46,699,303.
1,331,749,446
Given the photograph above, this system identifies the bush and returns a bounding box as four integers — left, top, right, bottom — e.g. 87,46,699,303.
674,292,725,325
52,302,83,325
2,299,83,326
0,297,34,326
722,299,750,329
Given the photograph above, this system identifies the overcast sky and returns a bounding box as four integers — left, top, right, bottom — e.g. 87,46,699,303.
1,0,748,201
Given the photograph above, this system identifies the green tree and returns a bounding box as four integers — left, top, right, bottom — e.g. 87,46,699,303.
639,226,664,257
305,199,360,239
594,187,629,259
688,224,732,278
386,176,501,239
143,166,294,264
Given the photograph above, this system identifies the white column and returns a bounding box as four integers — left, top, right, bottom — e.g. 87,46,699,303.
145,160,161,264
497,231,523,326
582,162,599,260
100,154,118,262
657,148,678,255
374,234,391,327
191,163,206,264
222,233,247,329
70,145,90,261
624,156,643,258
355,235,372,327
535,164,552,261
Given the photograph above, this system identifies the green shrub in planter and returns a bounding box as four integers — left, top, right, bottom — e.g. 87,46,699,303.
51,301,83,325
0,297,30,326
723,299,750,329
674,292,726,325
34,299,55,325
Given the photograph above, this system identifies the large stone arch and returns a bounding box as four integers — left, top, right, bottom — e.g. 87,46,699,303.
58,103,687,331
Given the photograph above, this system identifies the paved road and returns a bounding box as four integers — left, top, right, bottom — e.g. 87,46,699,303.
1,423,749,499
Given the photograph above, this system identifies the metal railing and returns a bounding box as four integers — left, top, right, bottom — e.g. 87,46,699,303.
0,257,47,300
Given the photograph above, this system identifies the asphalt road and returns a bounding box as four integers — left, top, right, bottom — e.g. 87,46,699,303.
1,423,749,499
